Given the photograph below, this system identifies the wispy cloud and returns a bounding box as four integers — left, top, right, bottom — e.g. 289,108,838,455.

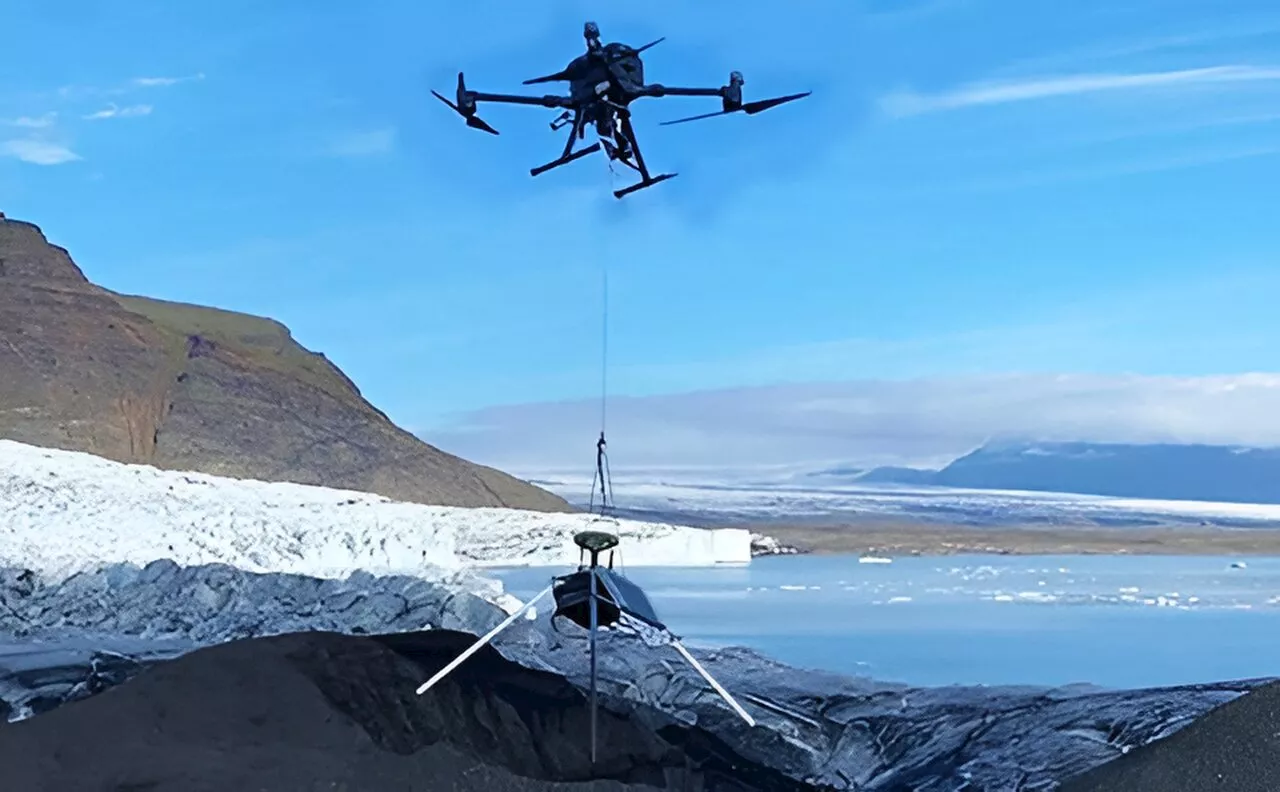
131,72,205,88
5,112,57,129
82,103,153,120
53,72,205,101
0,139,81,165
882,65,1280,117
323,127,397,158
427,374,1280,473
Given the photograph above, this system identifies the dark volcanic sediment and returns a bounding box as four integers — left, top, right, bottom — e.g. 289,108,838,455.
0,630,803,791
3,593,1270,790
0,214,568,511
1059,679,1280,792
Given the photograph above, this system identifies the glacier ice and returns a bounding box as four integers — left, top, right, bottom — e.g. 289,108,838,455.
0,562,1268,791
1,438,1269,788
0,439,752,587
0,560,513,722
0,562,508,645
533,469,1280,528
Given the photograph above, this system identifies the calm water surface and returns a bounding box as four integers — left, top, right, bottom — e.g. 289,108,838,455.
492,553,1280,689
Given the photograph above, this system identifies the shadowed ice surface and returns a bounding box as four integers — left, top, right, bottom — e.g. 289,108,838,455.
2,556,1277,789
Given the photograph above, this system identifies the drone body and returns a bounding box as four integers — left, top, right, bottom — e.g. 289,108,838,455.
432,21,811,198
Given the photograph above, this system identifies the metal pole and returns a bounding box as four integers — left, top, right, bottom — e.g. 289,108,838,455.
415,585,553,696
669,639,757,727
588,567,600,765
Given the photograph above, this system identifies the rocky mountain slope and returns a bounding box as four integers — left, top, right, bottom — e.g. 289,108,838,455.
0,212,567,511
932,441,1280,503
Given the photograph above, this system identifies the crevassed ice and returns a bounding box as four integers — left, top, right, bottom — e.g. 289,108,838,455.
0,440,751,587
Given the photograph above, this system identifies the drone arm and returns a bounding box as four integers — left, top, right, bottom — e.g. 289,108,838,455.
469,90,574,108
434,73,572,134
637,84,724,98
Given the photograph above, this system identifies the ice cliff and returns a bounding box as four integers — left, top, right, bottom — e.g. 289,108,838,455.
0,439,751,585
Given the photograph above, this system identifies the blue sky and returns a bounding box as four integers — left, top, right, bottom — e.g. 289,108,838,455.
3,0,1279,471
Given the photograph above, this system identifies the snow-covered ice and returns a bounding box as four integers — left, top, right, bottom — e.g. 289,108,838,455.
0,440,751,588
531,470,1280,527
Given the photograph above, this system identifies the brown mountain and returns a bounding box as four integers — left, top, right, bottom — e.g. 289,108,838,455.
0,212,570,512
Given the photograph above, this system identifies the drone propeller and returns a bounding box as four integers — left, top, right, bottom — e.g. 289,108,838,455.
524,37,664,85
634,36,665,54
431,72,499,135
522,69,571,86
659,90,812,127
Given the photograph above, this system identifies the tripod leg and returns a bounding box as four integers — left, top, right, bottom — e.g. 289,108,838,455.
416,584,554,695
595,457,609,515
668,640,757,727
589,568,600,765
603,453,614,510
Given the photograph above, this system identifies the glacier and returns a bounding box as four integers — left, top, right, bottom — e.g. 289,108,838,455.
0,439,752,585
0,560,514,722
0,437,1271,788
0,564,1266,790
529,469,1280,528
0,437,747,728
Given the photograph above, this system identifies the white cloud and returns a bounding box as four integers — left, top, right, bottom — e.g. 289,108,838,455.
82,103,153,120
131,72,205,88
52,72,204,101
5,112,57,129
324,127,397,157
0,139,81,165
881,65,1280,117
424,374,1280,474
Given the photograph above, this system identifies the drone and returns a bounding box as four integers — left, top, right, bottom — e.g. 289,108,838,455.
416,529,756,764
431,21,811,199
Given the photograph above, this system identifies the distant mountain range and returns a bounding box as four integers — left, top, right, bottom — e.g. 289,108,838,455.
811,441,1280,505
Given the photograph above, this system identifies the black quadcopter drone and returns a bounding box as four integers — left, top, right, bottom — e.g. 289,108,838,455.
431,21,811,198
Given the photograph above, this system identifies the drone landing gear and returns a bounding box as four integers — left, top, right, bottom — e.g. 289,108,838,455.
530,142,602,177
605,115,676,199
613,173,677,199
